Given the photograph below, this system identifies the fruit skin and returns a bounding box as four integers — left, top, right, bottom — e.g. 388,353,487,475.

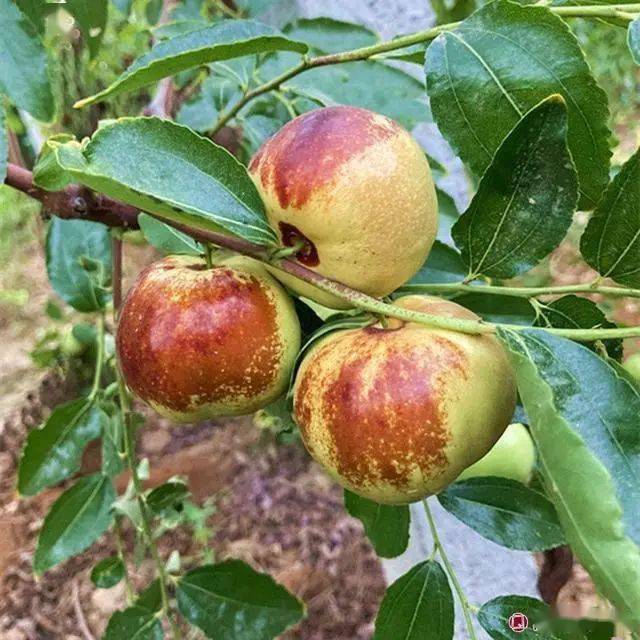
457,423,535,485
293,295,517,504
623,353,640,382
249,106,438,309
116,254,301,423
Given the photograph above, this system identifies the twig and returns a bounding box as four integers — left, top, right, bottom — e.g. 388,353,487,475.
72,580,97,640
423,500,478,640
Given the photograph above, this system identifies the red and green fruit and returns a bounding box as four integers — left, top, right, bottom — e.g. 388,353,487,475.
249,106,438,308
293,295,517,504
116,254,301,423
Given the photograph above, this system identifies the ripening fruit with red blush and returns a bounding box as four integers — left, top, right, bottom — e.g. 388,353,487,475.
116,255,301,423
249,106,438,309
293,295,517,504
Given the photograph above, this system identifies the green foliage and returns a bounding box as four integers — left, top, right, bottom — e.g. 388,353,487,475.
176,560,305,639
373,561,454,640
146,481,189,516
536,295,622,360
6,1,640,636
18,398,107,496
478,595,615,639
261,18,430,130
581,149,640,288
45,218,113,312
0,0,56,121
426,0,611,209
65,0,109,58
437,477,565,551
103,606,164,640
344,490,410,558
452,96,578,279
77,20,308,107
91,556,125,588
34,473,116,574
0,103,6,182
454,293,535,325
408,241,467,285
501,329,640,628
138,212,202,255
52,118,276,244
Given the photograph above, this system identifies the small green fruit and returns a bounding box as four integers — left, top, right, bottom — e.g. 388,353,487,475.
623,353,640,382
457,423,535,485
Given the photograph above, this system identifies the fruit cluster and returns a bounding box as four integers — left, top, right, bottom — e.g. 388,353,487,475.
117,106,519,504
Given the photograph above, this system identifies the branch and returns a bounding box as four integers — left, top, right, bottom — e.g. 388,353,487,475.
209,3,640,134
400,281,640,300
5,162,640,340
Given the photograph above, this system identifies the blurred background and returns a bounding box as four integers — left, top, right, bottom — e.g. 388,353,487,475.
1,0,639,638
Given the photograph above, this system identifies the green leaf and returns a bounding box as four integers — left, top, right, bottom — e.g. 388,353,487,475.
65,0,108,58
136,579,163,612
102,413,125,478
138,213,202,255
478,595,615,639
46,218,112,312
437,477,565,551
0,0,56,121
536,295,622,360
580,149,640,288
146,481,189,516
373,560,454,640
15,0,47,32
91,556,125,588
33,134,76,190
0,102,6,182
629,17,640,63
451,96,578,279
432,0,477,24
34,474,116,574
435,187,459,247
103,606,163,640
176,72,240,132
177,560,304,639
406,241,467,285
344,490,410,558
52,119,276,245
285,17,377,53
154,19,208,40
253,394,297,434
500,329,640,630
425,0,611,209
76,20,308,107
455,292,535,325
111,0,133,17
259,18,430,130
18,398,106,496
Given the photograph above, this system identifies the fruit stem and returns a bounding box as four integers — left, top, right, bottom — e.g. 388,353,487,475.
423,499,478,640
204,243,214,268
209,3,637,134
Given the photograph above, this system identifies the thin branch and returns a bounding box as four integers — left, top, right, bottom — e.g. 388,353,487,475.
423,500,477,640
208,2,640,133
399,281,640,300
72,580,97,640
